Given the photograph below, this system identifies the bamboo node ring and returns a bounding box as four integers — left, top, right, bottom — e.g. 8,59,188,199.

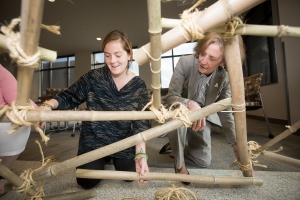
277,25,289,37
142,46,161,61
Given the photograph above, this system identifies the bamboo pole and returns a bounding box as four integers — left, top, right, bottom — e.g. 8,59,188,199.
76,169,263,186
224,36,252,177
0,110,177,122
17,0,44,106
260,151,300,169
32,98,232,180
147,0,162,108
0,162,37,196
161,18,300,38
0,34,57,62
43,189,97,200
133,0,265,65
253,120,300,154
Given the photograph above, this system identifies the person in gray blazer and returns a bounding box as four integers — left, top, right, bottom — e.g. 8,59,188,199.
162,32,245,185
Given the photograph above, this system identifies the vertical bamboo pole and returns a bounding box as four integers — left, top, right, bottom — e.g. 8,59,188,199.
224,35,252,177
17,0,44,106
134,0,265,65
147,0,161,108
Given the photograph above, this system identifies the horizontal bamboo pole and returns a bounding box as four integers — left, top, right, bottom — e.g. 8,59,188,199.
134,0,265,65
0,34,57,62
253,120,300,154
260,151,300,169
0,110,177,122
32,98,232,180
76,169,263,186
161,18,300,38
43,189,97,200
0,162,37,196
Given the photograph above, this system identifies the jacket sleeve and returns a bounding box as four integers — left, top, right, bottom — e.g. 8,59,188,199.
162,56,190,107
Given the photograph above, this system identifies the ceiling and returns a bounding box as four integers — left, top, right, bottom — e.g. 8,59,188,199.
0,0,218,57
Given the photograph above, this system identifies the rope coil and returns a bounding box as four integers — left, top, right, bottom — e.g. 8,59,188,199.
1,18,60,68
154,184,199,200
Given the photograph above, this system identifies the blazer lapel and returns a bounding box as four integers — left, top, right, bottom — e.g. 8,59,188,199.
205,67,224,105
188,57,201,100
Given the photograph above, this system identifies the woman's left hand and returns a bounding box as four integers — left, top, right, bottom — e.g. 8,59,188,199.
135,157,149,184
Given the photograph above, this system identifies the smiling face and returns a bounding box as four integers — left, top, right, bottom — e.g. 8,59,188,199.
104,40,131,77
197,43,224,76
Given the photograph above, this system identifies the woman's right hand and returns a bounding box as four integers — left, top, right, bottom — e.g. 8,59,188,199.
187,100,206,132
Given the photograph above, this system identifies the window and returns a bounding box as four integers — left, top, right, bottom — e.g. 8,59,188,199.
40,56,75,96
242,0,278,85
92,48,140,75
161,42,197,88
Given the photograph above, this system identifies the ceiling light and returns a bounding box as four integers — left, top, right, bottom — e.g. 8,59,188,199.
96,38,101,41
49,0,55,2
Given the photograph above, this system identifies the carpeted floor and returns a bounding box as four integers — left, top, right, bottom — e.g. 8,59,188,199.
2,118,300,200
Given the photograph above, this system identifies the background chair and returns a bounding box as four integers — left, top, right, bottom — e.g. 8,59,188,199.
244,73,274,138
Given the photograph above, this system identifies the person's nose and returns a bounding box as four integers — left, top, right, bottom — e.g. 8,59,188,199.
110,55,116,63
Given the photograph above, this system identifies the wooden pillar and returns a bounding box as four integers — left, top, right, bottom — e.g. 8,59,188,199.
147,0,161,108
224,35,252,177
16,0,44,106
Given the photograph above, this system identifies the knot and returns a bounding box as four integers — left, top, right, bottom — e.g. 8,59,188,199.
285,125,296,133
215,101,245,113
154,184,198,200
142,46,161,61
219,16,244,38
0,100,50,144
169,102,192,127
277,25,289,37
142,96,169,124
1,18,60,68
13,141,53,199
180,0,206,41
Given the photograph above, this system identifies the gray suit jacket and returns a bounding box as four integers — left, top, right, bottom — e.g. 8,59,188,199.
162,55,236,144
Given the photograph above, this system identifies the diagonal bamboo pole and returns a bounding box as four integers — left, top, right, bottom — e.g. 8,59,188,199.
17,0,44,106
224,35,252,177
76,169,263,186
134,0,265,65
0,110,177,122
161,19,300,38
253,120,300,154
260,151,300,169
0,162,37,196
32,98,232,180
0,34,57,62
42,189,97,200
147,0,162,108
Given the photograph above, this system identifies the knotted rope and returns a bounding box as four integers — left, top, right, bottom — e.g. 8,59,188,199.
154,184,199,200
142,96,169,124
0,100,50,144
230,141,284,170
168,102,192,128
180,0,206,41
219,17,244,38
1,18,60,68
13,140,54,200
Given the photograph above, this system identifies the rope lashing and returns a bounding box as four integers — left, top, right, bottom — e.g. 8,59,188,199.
0,100,50,144
1,18,60,68
219,17,244,38
142,96,170,124
154,184,199,200
13,140,54,200
180,0,206,41
169,102,192,128
214,101,246,113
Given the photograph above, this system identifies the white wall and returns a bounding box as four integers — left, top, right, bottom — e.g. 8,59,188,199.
276,0,300,124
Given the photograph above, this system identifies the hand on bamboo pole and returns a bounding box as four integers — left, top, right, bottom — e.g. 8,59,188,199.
186,100,205,132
